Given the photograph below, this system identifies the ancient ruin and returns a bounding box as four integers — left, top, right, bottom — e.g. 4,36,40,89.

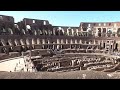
1,15,120,73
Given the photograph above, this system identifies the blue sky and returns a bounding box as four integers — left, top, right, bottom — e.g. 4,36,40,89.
0,11,120,27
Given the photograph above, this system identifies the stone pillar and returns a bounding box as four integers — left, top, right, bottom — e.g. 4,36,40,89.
76,29,78,36
71,39,73,44
79,40,82,44
94,40,96,44
75,39,77,44
95,28,98,37
117,41,120,51
71,60,75,67
115,32,118,37
67,29,69,36
72,29,74,36
89,41,91,44
66,39,68,44
58,62,61,68
101,40,103,47
106,28,108,37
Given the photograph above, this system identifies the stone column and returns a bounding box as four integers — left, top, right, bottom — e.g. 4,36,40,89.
101,40,103,47
76,29,78,36
71,60,75,67
94,40,96,45
106,28,108,37
58,62,61,68
79,40,82,44
72,29,74,36
67,29,69,36
101,28,103,37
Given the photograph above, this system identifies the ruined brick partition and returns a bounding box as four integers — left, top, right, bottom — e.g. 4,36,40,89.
0,15,120,58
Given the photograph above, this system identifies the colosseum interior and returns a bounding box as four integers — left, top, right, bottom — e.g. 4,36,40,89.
1,14,120,74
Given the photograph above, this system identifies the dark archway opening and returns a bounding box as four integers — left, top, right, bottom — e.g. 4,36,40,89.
103,43,105,48
114,43,118,51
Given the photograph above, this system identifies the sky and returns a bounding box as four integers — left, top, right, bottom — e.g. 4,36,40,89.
0,11,120,27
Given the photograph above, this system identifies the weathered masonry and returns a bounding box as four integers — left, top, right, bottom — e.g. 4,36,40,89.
0,15,120,57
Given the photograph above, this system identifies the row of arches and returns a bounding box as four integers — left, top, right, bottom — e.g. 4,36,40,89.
0,38,100,47
97,28,120,37
0,23,80,36
0,38,106,54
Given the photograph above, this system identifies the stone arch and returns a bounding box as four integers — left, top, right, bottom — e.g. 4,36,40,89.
39,29,43,35
68,27,72,36
62,28,65,35
57,39,60,44
75,39,77,44
53,28,56,35
57,39,60,49
44,30,48,35
26,38,31,50
26,38,30,46
48,39,50,44
14,24,21,35
66,39,68,44
14,24,19,29
0,39,8,53
1,28,7,35
78,31,80,36
32,38,37,49
54,29,59,35
76,29,78,36
1,39,6,46
8,39,14,51
42,39,45,49
8,39,14,46
86,40,89,44
20,39,26,46
48,30,51,35
66,28,69,36
37,38,41,44
8,28,13,35
14,39,20,46
61,39,64,44
37,29,40,35
22,29,26,35
82,40,85,44
45,39,48,44
42,39,45,44
32,38,36,45
107,28,112,37
79,39,82,44
70,39,73,44
34,30,37,35
50,30,53,35
72,29,74,36
72,29,75,36
98,28,102,37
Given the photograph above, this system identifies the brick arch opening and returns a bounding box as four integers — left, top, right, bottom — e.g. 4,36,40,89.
8,39,14,52
20,39,26,52
32,38,37,49
1,39,10,53
26,38,31,50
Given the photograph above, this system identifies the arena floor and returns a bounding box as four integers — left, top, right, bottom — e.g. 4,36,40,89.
0,57,25,72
